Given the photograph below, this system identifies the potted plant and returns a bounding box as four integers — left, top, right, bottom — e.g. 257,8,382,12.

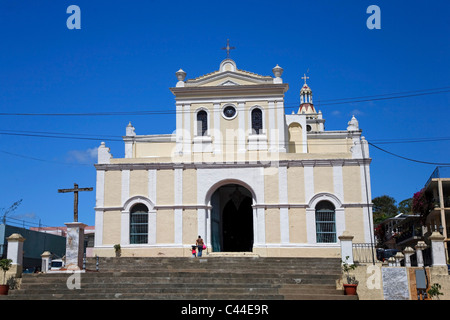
114,244,121,257
0,259,12,295
342,256,358,295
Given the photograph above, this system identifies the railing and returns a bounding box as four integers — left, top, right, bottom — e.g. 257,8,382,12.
352,243,376,264
426,166,450,186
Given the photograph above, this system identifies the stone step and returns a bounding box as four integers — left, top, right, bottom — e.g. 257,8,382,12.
6,256,353,300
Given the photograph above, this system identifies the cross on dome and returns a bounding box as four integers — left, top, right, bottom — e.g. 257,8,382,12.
221,39,236,59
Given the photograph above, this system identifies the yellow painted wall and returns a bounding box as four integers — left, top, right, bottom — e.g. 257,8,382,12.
314,166,334,194
182,169,197,205
102,210,121,245
289,208,307,243
345,207,366,242
343,166,362,203
156,209,174,244
156,169,174,205
130,170,148,198
182,209,198,244
264,167,279,203
104,171,122,207
287,166,305,204
265,208,280,243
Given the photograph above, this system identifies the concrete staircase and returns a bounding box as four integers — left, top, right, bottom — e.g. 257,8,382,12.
5,256,358,300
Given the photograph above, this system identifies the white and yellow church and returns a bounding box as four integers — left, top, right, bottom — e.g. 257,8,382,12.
93,54,374,258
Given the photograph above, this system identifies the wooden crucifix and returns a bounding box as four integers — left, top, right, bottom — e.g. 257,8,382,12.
58,183,93,222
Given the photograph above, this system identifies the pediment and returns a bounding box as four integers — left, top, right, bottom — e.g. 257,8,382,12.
185,71,273,87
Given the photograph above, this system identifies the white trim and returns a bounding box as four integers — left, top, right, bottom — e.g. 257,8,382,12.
304,165,314,204
121,196,156,246
276,100,287,152
306,193,344,244
96,170,105,208
193,107,210,137
183,104,191,154
278,165,289,243
121,170,130,206
94,209,103,247
148,169,157,205
213,103,221,154
333,163,344,203
221,103,238,120
174,167,183,244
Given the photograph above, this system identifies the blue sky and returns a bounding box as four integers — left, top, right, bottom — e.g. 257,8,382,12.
0,0,449,227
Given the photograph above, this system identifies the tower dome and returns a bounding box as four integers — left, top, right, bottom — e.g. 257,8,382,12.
299,74,315,114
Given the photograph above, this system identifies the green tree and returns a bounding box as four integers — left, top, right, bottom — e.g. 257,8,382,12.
398,198,413,215
372,195,398,224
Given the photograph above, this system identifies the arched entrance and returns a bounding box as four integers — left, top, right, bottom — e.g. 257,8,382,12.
210,184,254,252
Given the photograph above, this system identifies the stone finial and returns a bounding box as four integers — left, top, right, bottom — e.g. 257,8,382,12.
347,115,359,131
41,251,52,258
126,122,136,136
98,142,112,164
403,246,414,254
415,241,427,250
176,69,187,87
429,231,445,241
7,233,25,242
272,65,283,84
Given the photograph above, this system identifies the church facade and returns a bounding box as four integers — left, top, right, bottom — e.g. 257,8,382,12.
93,57,374,258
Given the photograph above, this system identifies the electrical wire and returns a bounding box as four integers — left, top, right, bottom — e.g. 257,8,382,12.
0,86,448,117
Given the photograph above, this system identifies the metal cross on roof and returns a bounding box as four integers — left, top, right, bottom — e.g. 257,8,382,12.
221,39,235,58
301,73,309,84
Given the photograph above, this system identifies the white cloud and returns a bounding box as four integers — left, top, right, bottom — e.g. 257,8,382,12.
66,147,97,164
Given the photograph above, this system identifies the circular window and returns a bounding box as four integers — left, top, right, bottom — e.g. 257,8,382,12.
306,125,312,132
222,105,237,120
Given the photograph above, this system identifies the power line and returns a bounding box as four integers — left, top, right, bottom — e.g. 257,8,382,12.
368,142,450,166
0,86,448,117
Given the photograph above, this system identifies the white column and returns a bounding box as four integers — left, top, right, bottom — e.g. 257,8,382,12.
95,170,105,247
174,167,183,244
175,103,183,154
184,104,191,155
333,162,344,203
121,170,130,206
304,164,314,204
198,208,207,244
430,231,447,266
148,169,157,204
213,102,222,154
276,100,286,152
238,102,246,153
339,231,354,265
6,233,25,270
279,165,289,244
255,207,266,245
268,100,276,152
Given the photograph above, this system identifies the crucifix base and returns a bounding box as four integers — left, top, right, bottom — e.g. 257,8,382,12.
64,222,87,270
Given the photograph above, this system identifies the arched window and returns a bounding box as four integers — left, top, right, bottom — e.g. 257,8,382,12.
197,110,208,136
315,201,336,243
130,203,148,244
251,108,263,134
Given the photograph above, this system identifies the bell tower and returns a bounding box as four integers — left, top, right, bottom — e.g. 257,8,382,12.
299,73,316,114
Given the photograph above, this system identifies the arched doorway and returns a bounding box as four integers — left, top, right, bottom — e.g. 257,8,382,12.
210,184,254,252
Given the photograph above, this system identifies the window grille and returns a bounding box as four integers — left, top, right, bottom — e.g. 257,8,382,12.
130,203,148,244
251,108,263,134
315,201,336,243
197,110,208,136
